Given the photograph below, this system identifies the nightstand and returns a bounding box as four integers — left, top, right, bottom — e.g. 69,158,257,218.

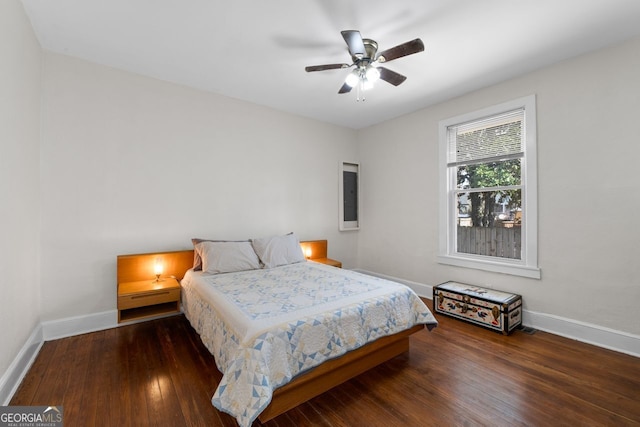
299,239,343,268
117,277,181,323
312,258,342,268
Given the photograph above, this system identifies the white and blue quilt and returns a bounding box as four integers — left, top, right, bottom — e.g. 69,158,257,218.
181,261,437,427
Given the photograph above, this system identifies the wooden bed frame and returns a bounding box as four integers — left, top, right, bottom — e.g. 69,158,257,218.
116,247,426,422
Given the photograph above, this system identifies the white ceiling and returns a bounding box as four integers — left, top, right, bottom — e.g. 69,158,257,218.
21,0,640,129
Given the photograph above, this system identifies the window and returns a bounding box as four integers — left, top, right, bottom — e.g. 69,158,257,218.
438,95,540,279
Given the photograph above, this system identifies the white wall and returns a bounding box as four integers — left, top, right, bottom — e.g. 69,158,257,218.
38,52,358,321
357,35,640,336
0,0,42,386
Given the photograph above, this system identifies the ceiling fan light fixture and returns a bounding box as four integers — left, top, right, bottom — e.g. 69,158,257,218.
345,69,361,88
365,66,380,83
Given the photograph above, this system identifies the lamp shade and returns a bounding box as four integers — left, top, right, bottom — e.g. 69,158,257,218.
365,66,380,83
345,70,360,87
154,258,163,276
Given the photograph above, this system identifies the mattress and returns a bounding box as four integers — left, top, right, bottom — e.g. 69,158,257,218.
181,260,437,426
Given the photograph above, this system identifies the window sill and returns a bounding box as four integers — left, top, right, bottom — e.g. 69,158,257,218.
437,255,541,279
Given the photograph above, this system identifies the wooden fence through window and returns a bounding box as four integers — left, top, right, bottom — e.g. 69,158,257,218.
457,226,521,259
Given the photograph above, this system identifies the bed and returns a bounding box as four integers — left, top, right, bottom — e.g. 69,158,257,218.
116,235,437,426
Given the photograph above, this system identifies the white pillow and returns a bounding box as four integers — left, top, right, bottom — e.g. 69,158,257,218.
191,238,250,271
198,241,261,274
251,233,306,268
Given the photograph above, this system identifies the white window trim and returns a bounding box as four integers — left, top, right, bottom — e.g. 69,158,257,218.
339,161,360,231
438,95,540,279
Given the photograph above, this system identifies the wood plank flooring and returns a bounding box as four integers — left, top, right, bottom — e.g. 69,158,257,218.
11,306,640,426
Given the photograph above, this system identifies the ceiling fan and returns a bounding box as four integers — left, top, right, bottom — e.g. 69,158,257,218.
305,30,425,99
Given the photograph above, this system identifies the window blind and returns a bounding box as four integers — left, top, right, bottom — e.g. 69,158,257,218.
447,108,524,167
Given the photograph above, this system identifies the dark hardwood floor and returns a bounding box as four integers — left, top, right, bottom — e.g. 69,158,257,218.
11,306,640,426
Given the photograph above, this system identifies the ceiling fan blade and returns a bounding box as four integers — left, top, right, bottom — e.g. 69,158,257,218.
341,30,366,58
338,83,353,94
376,38,424,63
305,63,350,72
377,66,407,86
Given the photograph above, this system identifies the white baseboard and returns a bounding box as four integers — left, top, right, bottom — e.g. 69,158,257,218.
41,310,118,341
525,310,640,358
352,268,434,299
353,268,640,358
0,324,43,405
